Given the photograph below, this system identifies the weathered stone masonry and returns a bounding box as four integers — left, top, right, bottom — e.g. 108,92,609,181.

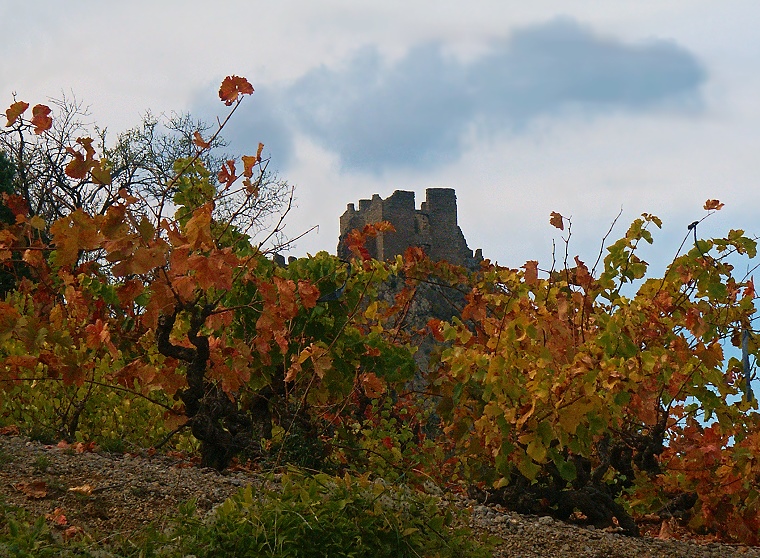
338,188,481,267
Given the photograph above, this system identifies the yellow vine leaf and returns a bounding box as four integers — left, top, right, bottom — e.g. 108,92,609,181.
185,202,214,249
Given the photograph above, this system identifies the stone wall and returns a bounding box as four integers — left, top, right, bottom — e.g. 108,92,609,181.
338,188,481,267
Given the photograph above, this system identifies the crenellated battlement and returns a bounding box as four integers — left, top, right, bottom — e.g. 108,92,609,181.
338,188,481,267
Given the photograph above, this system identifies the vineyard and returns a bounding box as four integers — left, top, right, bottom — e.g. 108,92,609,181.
1,77,759,555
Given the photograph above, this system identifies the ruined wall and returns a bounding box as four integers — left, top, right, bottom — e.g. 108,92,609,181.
338,188,481,267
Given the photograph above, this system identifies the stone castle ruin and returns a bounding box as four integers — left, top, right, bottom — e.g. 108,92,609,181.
337,188,481,267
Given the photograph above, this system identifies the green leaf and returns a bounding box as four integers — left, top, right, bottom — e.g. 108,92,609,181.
526,439,547,462
517,452,542,480
555,458,577,482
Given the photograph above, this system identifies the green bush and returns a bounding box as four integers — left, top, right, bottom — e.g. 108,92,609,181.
162,470,492,558
0,373,191,452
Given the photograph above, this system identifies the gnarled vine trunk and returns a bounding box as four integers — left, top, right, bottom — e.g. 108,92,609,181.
156,309,263,470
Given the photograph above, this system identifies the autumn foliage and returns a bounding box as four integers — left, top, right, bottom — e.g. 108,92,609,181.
2,77,760,544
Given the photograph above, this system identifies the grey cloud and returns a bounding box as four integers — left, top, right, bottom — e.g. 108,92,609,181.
202,18,706,174
470,19,705,128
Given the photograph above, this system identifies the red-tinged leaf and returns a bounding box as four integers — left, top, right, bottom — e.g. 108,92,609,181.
358,245,372,261
523,260,538,286
361,372,385,399
172,275,197,301
31,104,52,134
5,355,39,370
163,409,188,431
15,480,48,499
3,193,29,218
76,136,96,159
62,526,85,541
404,245,425,265
217,160,237,187
46,507,67,526
193,130,211,149
161,219,187,247
657,519,674,540
428,318,445,342
130,242,168,275
85,319,108,349
108,360,154,388
0,424,20,436
85,319,118,357
73,441,97,453
256,142,264,161
110,258,132,278
49,209,102,267
206,309,234,330
0,228,15,244
743,277,755,300
298,280,320,309
369,221,395,234
274,276,298,318
219,75,254,106
116,278,144,307
704,199,724,211
185,249,236,291
65,149,88,179
168,245,192,275
118,188,139,204
550,211,564,230
284,361,301,383
573,256,593,289
5,101,29,126
461,289,486,322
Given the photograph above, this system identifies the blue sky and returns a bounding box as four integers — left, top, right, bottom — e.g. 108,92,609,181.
3,1,760,273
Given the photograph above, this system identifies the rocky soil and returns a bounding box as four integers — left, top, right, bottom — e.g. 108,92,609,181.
1,432,758,557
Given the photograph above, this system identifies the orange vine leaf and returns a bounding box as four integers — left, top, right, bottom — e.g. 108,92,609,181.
297,280,320,309
523,260,538,286
361,372,385,399
193,130,211,149
242,154,259,178
217,160,237,188
64,148,89,179
549,211,564,230
219,75,254,106
31,104,53,134
5,101,28,126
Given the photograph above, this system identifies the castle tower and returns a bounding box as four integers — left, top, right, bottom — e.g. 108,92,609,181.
337,188,479,266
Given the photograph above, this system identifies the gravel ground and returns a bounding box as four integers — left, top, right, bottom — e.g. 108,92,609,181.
1,433,758,557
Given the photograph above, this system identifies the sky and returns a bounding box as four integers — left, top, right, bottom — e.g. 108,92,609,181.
3,1,760,275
